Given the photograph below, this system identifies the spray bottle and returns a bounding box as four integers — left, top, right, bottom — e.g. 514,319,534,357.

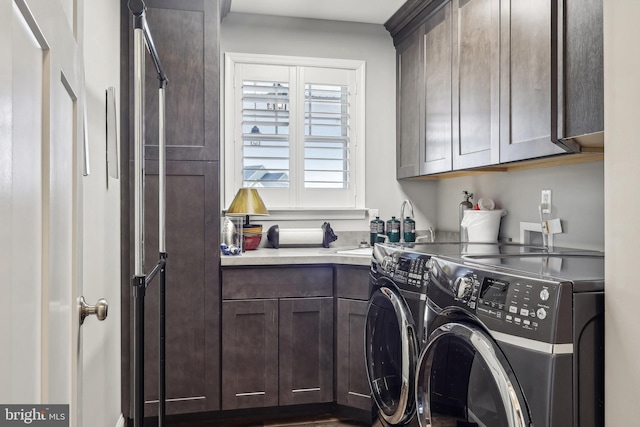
459,191,473,242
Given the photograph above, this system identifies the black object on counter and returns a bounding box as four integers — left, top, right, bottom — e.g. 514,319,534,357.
322,222,338,248
267,225,280,249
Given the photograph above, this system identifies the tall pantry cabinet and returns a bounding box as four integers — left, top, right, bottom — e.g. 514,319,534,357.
120,0,222,418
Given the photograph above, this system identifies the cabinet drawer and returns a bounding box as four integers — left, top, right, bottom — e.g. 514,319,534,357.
335,266,370,301
222,266,333,299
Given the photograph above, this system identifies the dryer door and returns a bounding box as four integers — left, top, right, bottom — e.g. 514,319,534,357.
415,322,531,427
366,284,418,425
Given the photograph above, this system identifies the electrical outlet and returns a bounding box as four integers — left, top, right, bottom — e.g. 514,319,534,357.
541,190,552,214
369,208,379,218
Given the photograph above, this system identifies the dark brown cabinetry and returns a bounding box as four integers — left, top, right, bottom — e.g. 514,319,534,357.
120,0,221,418
335,266,371,412
499,0,564,161
221,266,334,410
396,28,423,179
387,0,602,177
221,299,279,409
552,0,604,151
421,3,452,174
131,0,220,162
452,0,500,169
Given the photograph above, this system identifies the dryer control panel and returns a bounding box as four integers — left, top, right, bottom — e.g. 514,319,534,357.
428,256,569,344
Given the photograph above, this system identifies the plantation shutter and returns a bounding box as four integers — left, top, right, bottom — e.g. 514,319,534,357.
241,80,290,188
304,83,350,189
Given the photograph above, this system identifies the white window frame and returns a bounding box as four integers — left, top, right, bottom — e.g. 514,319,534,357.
224,52,366,213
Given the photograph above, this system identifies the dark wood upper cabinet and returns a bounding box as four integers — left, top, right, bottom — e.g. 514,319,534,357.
499,0,565,162
386,0,603,177
421,2,452,174
396,28,424,179
552,0,604,151
126,0,220,161
451,0,500,169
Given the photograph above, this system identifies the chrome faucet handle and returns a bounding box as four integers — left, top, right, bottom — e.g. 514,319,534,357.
377,233,390,243
415,227,436,243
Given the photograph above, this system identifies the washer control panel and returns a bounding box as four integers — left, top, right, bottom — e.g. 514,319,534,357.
379,252,430,291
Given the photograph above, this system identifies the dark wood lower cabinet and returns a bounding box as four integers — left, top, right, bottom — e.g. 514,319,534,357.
221,266,335,411
221,299,279,410
280,297,334,406
221,296,334,410
335,266,372,413
336,298,371,411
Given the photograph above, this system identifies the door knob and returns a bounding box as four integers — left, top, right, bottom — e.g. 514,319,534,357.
79,296,109,325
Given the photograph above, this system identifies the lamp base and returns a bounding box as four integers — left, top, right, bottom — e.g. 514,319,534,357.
242,224,263,251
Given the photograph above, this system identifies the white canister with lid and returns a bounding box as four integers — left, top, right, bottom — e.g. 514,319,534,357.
461,209,507,242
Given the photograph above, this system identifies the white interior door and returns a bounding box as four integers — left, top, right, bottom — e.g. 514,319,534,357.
0,1,98,425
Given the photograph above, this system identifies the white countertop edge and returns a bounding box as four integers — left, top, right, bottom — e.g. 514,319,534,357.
220,247,371,267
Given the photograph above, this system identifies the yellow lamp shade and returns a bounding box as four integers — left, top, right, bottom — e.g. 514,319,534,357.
227,188,269,219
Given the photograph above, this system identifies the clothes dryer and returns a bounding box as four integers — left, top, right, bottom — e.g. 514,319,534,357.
416,253,605,427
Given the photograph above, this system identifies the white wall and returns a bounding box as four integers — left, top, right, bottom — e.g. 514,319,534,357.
82,1,122,426
604,1,640,425
437,160,605,250
221,13,438,233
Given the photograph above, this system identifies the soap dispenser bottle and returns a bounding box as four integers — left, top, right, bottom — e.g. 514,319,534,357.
459,191,473,242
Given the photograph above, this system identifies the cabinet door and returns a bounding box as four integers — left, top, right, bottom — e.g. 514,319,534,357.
499,0,565,161
122,160,220,417
279,297,334,405
396,28,424,179
421,1,453,175
452,0,500,169
336,298,371,411
553,0,604,147
222,299,279,410
125,0,220,161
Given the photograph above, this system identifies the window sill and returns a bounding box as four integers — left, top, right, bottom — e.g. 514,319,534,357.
223,208,368,221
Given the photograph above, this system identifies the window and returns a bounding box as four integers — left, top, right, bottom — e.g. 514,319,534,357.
225,53,365,210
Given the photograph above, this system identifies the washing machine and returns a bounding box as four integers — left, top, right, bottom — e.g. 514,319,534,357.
365,243,432,426
416,253,605,427
364,242,552,426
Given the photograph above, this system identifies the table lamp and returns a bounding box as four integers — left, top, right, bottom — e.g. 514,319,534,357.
227,188,269,250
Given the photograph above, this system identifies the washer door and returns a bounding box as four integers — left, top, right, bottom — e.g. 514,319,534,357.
366,284,418,425
415,322,530,427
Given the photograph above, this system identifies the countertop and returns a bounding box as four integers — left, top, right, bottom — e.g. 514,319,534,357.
220,246,372,267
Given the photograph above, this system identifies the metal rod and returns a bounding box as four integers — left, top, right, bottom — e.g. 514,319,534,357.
145,257,166,287
159,253,167,427
133,27,145,277
128,0,169,85
132,275,146,427
159,85,166,253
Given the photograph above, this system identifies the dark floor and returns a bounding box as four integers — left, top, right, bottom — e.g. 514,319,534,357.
168,414,368,427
